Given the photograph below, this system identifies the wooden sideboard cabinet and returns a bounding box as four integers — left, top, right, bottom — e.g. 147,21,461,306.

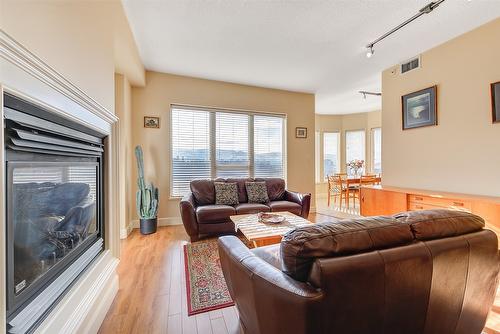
360,185,500,237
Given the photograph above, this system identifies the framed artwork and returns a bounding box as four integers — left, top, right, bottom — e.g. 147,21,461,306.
491,81,500,123
295,127,307,138
402,85,437,130
144,116,160,129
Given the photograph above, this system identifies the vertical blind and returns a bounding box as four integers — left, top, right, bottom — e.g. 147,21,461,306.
171,106,286,197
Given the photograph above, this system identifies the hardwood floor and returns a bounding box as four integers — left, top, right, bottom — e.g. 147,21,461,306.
98,213,500,334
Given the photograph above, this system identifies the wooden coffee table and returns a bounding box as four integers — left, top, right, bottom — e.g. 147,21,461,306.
231,211,311,247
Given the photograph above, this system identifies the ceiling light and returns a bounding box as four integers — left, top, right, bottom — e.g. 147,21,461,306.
366,45,374,58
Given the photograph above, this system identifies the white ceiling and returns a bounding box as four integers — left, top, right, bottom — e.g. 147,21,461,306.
122,0,500,115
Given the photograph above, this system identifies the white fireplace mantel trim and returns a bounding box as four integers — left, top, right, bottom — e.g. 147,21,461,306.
0,29,117,124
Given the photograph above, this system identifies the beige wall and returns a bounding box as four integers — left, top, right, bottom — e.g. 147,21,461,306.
315,111,381,194
382,18,500,197
131,71,316,220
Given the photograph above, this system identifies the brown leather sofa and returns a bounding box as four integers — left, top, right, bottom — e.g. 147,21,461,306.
180,178,311,241
218,209,499,334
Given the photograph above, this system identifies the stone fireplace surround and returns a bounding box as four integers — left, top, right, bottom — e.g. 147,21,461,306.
0,29,120,333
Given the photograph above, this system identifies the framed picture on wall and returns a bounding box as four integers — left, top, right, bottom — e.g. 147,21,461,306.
144,116,160,128
295,127,307,138
491,81,500,123
402,85,437,130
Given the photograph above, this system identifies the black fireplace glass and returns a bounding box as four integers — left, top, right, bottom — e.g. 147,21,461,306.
9,162,98,296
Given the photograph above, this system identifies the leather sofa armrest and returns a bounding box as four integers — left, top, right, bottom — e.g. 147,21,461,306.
285,190,311,218
180,193,199,241
218,236,323,333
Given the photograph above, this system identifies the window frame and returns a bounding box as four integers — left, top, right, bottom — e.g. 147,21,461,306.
169,104,287,198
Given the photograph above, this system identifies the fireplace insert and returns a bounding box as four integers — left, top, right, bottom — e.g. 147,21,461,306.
4,93,105,333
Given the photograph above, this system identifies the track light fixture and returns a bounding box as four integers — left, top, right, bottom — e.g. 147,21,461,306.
365,0,446,58
359,91,382,99
366,45,374,58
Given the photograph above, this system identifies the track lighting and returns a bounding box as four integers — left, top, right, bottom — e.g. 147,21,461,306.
359,91,382,99
365,0,446,59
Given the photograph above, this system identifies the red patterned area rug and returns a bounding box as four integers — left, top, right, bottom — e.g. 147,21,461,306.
184,239,240,316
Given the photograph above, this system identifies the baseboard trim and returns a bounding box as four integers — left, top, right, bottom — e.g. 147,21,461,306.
120,223,134,239
35,251,119,334
131,217,183,229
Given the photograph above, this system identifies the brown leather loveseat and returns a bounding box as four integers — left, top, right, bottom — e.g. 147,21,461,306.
218,209,499,334
180,178,311,241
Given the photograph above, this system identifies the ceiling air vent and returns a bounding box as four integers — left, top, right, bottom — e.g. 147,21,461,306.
400,56,420,74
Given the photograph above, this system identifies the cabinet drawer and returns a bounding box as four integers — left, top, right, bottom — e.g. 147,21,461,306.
408,194,472,211
408,202,440,211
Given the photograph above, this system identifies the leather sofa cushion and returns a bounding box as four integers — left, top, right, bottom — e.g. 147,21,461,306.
191,179,215,205
251,244,282,270
196,205,236,224
255,178,286,201
280,216,414,282
394,209,485,240
235,203,270,215
269,201,302,216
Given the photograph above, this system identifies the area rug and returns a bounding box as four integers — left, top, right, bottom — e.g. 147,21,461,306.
184,239,248,316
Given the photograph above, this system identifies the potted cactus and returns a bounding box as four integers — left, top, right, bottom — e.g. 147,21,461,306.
135,145,159,235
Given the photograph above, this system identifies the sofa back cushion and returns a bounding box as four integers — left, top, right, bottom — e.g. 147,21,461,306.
190,179,215,205
394,209,485,240
280,216,414,282
255,178,286,201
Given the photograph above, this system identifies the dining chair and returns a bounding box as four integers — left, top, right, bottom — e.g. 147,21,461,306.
327,175,346,208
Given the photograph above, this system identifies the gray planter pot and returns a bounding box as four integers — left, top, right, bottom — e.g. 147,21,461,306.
140,218,157,235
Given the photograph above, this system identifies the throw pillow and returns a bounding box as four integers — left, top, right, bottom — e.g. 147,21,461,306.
214,182,239,206
245,181,269,203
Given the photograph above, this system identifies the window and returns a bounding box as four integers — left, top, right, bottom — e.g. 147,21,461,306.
171,106,286,197
371,127,382,174
323,132,340,179
254,115,284,178
216,112,249,177
345,130,365,175
171,109,211,196
315,131,320,183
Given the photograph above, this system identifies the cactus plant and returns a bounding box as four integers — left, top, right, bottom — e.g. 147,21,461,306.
135,146,159,219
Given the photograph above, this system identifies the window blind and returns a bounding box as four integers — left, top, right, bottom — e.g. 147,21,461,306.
216,112,250,178
170,106,286,197
254,115,284,178
171,108,211,196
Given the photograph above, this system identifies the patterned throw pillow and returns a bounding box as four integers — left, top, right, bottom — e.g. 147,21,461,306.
214,182,239,206
245,182,269,204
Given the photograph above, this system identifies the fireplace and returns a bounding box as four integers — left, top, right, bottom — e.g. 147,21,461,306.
4,93,105,333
